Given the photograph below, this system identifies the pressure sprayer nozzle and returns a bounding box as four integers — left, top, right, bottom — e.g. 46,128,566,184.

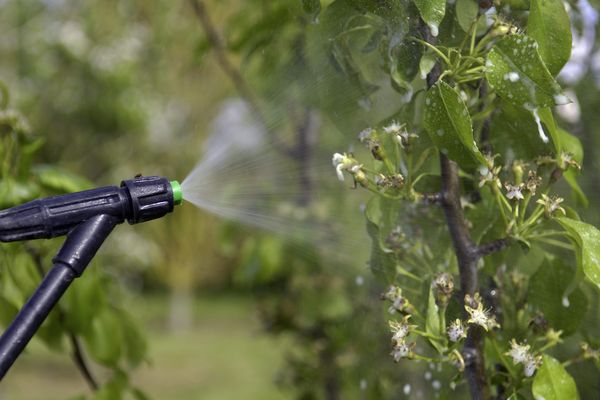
0,176,182,243
170,180,183,205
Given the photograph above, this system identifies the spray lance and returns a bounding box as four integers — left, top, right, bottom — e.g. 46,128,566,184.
0,176,183,379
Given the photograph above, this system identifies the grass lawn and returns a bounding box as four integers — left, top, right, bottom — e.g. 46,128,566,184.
0,293,289,400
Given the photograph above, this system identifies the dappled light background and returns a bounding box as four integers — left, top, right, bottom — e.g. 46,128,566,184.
0,0,600,399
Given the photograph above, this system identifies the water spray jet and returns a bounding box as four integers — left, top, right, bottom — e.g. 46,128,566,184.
0,176,183,379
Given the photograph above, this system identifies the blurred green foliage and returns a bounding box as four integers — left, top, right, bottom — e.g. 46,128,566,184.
2,0,600,399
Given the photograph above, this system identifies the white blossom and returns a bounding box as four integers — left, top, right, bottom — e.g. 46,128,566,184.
390,340,414,362
505,183,524,201
465,293,499,331
358,127,374,142
447,319,467,342
389,316,414,341
524,355,542,377
507,339,530,365
382,285,411,314
383,120,403,134
331,152,360,182
536,194,566,217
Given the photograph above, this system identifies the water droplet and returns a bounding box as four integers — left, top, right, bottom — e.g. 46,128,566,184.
562,296,570,308
355,276,364,286
436,129,444,137
403,383,411,395
432,380,442,390
531,108,549,143
504,72,520,82
554,93,571,105
428,23,439,37
424,371,432,381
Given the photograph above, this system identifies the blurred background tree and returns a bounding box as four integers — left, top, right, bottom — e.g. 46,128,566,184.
0,0,600,399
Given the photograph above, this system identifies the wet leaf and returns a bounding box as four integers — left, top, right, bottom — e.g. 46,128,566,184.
485,34,566,108
490,101,552,160
529,259,587,336
528,0,572,76
557,218,600,289
532,354,579,400
389,40,422,94
423,81,485,168
419,53,436,79
412,0,446,37
455,0,478,32
558,128,588,206
365,197,397,282
426,286,444,354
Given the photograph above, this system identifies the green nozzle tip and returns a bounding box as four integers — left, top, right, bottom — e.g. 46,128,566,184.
170,180,183,206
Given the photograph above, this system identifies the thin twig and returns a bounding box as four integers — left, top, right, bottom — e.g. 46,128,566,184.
68,334,99,391
423,30,491,400
477,238,511,258
189,0,291,155
24,245,99,392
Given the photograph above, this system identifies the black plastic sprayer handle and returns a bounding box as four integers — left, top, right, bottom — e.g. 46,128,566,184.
0,176,181,380
0,213,117,379
0,176,176,242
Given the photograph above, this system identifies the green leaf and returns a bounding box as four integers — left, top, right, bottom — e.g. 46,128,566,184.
534,107,561,154
455,0,478,32
507,394,527,400
301,0,321,17
7,252,40,297
485,34,567,108
557,218,600,289
84,308,123,367
564,171,588,207
419,53,436,79
528,0,572,76
365,197,398,282
346,0,404,17
423,81,485,168
130,388,151,400
532,355,579,400
94,370,128,400
412,0,446,37
426,286,444,354
389,40,422,94
528,259,587,336
64,269,106,334
33,165,92,193
558,128,583,164
490,100,552,160
118,310,147,368
557,128,588,206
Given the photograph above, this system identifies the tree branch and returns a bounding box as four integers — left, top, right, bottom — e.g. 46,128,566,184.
68,334,99,391
424,34,491,400
189,0,291,155
189,0,261,114
477,238,511,258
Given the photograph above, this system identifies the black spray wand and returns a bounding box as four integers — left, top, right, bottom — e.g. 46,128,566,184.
0,176,183,380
